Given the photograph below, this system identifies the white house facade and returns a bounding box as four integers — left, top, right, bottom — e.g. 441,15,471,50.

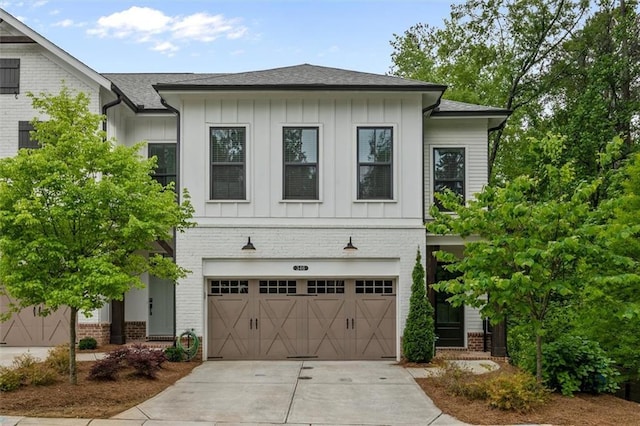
0,8,509,359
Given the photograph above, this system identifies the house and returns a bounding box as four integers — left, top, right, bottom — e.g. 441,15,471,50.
0,8,510,359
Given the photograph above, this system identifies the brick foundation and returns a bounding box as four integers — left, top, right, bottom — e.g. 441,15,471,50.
125,321,147,342
467,331,490,352
77,323,111,346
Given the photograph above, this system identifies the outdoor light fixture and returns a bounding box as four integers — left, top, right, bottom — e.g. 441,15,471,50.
343,236,358,250
242,237,256,250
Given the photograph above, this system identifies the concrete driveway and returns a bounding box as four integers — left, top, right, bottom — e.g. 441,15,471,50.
113,360,464,425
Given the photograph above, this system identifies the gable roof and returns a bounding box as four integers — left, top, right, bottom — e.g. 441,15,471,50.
0,8,112,90
153,64,447,92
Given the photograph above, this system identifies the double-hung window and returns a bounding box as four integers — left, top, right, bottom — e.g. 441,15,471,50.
0,59,20,94
18,121,40,149
357,127,393,200
283,127,319,200
210,127,246,200
433,147,465,209
148,143,176,188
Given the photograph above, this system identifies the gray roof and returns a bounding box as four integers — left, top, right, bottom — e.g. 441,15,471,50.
153,64,446,91
434,99,510,116
102,66,508,116
103,73,223,110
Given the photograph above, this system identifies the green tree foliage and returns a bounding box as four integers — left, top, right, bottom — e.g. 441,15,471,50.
538,0,640,183
428,134,600,381
402,249,436,363
0,87,194,384
390,0,588,180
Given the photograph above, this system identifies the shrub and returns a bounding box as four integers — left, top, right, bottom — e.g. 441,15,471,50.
542,335,619,396
436,362,488,400
164,346,185,362
402,249,436,363
78,337,98,350
45,345,70,375
88,357,121,381
0,367,23,392
126,345,166,378
28,365,57,386
106,346,132,361
12,353,39,370
485,371,550,411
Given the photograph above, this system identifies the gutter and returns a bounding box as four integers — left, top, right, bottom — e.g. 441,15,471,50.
159,97,181,342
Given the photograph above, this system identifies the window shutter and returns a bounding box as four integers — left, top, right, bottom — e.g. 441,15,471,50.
0,59,20,94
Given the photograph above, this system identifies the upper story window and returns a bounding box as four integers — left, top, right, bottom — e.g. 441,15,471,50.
0,59,20,95
210,127,246,200
283,127,319,200
433,147,465,209
148,143,176,187
357,127,393,200
18,121,40,149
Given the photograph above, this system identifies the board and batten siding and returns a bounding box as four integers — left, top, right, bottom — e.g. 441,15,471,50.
423,118,489,218
178,92,424,222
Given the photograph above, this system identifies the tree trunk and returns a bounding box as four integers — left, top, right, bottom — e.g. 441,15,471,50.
536,333,543,383
69,307,77,385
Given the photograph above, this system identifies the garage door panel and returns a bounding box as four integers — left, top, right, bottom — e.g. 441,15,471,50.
207,296,251,359
306,297,347,359
256,297,299,358
1,295,70,346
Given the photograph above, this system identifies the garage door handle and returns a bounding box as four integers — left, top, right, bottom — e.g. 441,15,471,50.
255,318,258,329
346,318,349,329
351,318,354,329
250,318,253,329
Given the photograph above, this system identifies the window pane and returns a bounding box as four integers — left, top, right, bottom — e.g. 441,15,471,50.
358,128,392,163
149,144,176,175
359,165,392,199
284,165,317,199
211,165,245,199
434,148,464,180
211,128,245,163
284,128,317,163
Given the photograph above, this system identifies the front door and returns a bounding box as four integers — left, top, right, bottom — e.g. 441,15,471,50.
148,276,175,337
434,265,464,347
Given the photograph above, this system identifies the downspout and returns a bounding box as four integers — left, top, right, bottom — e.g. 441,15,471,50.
101,90,122,135
160,97,180,341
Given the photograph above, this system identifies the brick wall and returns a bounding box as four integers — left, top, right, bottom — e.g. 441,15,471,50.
0,44,101,159
467,331,491,352
125,321,147,341
77,323,111,346
175,225,425,341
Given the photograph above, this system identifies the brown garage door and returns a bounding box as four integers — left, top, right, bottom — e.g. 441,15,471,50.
0,295,70,346
207,279,395,360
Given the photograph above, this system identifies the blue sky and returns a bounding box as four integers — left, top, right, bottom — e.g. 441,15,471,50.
1,0,459,75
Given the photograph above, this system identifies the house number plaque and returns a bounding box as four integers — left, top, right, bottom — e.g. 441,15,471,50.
293,265,309,271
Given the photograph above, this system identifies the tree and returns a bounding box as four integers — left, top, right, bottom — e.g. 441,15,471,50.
402,249,436,363
428,134,600,381
0,87,194,384
390,0,589,180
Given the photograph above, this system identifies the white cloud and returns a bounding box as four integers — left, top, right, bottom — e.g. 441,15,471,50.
32,0,47,7
53,18,73,28
152,41,179,55
49,9,59,15
87,7,172,41
87,7,248,55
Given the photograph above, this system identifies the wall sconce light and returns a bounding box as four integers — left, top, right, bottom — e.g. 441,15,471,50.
242,237,256,250
343,236,358,250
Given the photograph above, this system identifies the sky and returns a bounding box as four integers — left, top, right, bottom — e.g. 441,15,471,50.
1,0,460,75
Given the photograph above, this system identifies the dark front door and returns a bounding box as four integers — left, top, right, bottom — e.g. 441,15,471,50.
435,290,464,347
434,264,464,347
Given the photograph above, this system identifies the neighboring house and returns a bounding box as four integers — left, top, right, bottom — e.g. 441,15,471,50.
0,8,510,359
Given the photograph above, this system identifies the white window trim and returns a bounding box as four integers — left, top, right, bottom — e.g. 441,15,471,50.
429,145,468,211
352,123,399,203
205,122,252,203
278,123,324,203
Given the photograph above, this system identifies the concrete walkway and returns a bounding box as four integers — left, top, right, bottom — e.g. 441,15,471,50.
1,347,475,425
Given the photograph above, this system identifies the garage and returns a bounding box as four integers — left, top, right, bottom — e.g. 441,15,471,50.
0,295,70,346
207,279,396,360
